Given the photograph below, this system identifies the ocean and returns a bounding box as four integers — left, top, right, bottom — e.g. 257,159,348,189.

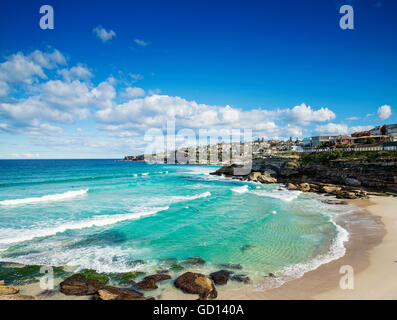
0,159,350,288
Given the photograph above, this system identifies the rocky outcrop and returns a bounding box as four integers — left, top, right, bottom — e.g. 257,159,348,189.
94,286,146,300
256,172,277,184
136,274,171,290
174,272,217,299
211,155,397,198
60,274,104,296
210,270,231,285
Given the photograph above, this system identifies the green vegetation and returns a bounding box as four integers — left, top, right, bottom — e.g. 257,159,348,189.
109,271,146,283
78,269,109,284
280,150,397,164
0,263,70,285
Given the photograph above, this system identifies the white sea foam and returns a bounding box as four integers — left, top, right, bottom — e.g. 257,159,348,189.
0,206,169,245
169,192,211,202
141,173,149,176
231,185,249,194
274,216,349,286
250,189,301,202
0,189,89,206
0,245,152,274
253,198,351,291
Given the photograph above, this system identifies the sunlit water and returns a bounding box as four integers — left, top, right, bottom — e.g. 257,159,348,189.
0,160,352,286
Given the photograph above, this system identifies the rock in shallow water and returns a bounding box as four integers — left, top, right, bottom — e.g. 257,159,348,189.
174,272,217,300
210,270,231,285
230,275,251,283
183,257,205,265
218,263,242,270
136,274,171,290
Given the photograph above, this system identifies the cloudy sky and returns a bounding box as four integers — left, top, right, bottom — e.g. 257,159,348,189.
0,0,396,158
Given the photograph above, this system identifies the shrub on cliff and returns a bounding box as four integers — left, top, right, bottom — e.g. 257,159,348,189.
300,150,397,164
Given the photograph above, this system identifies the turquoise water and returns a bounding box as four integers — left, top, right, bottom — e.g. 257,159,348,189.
0,160,348,285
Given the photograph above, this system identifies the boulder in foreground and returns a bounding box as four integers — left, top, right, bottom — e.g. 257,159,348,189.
94,286,146,300
60,274,105,296
174,272,217,299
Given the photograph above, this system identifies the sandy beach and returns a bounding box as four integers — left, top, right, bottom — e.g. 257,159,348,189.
219,196,397,300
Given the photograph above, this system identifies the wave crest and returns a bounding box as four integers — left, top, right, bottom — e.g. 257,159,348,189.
0,206,169,244
0,189,89,206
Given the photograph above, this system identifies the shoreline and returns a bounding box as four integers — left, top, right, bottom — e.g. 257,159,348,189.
219,196,396,300
1,194,395,300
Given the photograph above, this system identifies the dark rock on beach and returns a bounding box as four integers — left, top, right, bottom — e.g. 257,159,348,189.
174,272,217,299
210,270,231,285
60,274,105,296
136,274,171,291
94,286,146,300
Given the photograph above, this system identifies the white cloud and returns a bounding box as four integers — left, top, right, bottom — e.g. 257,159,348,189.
377,105,392,120
29,49,66,69
123,87,145,98
134,39,149,47
0,81,8,96
0,77,116,132
315,123,349,135
346,116,360,121
314,123,374,136
148,88,161,95
58,65,92,82
93,26,116,42
92,79,116,108
0,52,46,84
95,94,312,140
9,152,41,159
350,125,374,133
282,103,336,125
129,73,143,82
0,49,66,94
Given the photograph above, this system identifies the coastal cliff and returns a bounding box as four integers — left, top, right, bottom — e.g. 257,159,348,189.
211,151,397,199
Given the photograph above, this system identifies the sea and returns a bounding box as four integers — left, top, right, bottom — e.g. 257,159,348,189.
0,159,352,288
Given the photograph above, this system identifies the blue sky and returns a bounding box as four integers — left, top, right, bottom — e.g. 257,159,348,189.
0,0,396,158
